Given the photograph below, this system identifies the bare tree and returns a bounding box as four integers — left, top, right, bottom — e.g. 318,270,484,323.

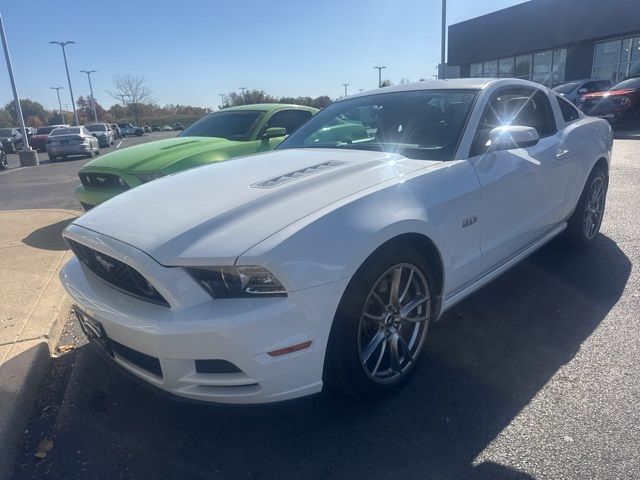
109,74,155,126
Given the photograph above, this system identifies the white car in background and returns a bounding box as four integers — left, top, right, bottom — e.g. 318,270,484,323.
60,79,612,404
46,126,100,162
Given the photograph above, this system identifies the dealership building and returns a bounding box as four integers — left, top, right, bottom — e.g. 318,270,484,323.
447,0,640,87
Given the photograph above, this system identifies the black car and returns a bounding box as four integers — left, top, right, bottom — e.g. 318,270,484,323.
173,122,184,131
151,124,161,132
0,143,6,170
0,128,24,153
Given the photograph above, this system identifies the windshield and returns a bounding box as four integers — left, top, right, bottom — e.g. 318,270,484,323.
51,127,80,136
86,124,107,132
553,82,579,94
278,90,478,161
612,77,640,90
179,111,264,141
0,129,14,136
36,127,56,134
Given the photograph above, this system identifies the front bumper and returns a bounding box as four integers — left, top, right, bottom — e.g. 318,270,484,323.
75,184,123,209
59,225,347,404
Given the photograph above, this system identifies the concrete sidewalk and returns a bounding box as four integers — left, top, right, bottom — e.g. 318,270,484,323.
0,209,79,479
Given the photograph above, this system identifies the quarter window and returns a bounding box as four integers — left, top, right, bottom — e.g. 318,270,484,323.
557,96,581,123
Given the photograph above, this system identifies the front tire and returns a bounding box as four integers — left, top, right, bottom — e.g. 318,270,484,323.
324,244,436,399
0,150,7,170
564,166,608,249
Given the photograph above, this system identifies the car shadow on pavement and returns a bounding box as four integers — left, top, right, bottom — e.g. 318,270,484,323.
11,234,630,480
21,218,74,251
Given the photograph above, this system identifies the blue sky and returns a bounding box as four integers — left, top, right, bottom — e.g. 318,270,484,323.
1,0,525,111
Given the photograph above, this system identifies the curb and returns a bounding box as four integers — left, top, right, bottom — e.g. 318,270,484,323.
0,253,72,480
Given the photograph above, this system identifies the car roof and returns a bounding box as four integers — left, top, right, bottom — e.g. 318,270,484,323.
222,103,318,113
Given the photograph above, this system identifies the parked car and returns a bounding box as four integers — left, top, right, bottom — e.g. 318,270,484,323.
173,122,184,130
46,126,100,162
29,125,68,153
162,125,172,131
75,104,318,210
151,124,161,132
0,142,6,170
117,123,144,136
0,128,24,153
553,79,611,105
110,124,122,140
143,125,151,133
86,123,115,148
578,76,640,124
25,127,37,137
61,79,612,404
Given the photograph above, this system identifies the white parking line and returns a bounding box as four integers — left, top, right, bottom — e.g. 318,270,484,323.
0,167,25,176
115,141,122,149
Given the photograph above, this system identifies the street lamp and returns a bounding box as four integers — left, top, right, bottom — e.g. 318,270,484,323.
441,0,447,80
49,41,79,126
218,93,225,108
374,66,387,88
342,83,350,96
80,69,97,122
50,87,64,123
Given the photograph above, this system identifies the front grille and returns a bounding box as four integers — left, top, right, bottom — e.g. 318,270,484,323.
580,99,613,116
109,339,163,378
67,239,169,307
195,359,242,374
79,172,129,190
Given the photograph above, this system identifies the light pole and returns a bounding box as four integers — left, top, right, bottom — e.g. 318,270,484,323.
50,41,79,125
440,0,447,80
80,69,97,122
50,87,64,123
374,66,386,88
342,83,350,96
0,13,37,164
218,93,225,108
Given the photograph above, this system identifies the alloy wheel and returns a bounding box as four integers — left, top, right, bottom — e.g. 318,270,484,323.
358,263,430,384
0,152,7,169
583,175,605,240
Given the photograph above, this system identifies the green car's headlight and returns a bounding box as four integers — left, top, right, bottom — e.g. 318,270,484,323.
135,172,166,183
187,266,287,298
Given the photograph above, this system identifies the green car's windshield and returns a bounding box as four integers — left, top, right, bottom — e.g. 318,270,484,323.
179,111,263,141
278,89,478,161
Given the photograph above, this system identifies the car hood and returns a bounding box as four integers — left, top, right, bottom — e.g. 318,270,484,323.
72,148,434,265
582,88,637,99
80,136,243,174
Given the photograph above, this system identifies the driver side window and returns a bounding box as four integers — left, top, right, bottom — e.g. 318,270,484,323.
472,87,556,156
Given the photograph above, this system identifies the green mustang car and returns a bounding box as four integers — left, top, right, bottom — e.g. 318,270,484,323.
75,104,318,210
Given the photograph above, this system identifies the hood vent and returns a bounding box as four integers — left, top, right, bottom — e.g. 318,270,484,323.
160,140,200,150
251,161,347,189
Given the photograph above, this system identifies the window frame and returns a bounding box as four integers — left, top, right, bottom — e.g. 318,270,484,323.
470,85,557,157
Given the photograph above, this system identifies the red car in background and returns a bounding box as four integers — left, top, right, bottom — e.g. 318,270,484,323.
30,125,68,152
578,77,640,124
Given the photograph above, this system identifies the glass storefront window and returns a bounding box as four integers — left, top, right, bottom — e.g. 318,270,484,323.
593,35,640,82
470,62,483,78
532,50,553,84
551,49,566,86
483,59,498,76
498,57,514,77
515,54,532,78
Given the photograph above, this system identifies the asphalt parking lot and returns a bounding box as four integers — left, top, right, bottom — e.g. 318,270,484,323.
4,138,640,480
0,132,177,211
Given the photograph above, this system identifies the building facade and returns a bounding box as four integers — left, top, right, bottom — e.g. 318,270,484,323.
448,0,640,86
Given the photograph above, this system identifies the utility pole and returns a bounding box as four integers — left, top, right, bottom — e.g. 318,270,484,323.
50,41,79,125
374,66,386,88
51,87,64,123
218,93,225,108
80,69,97,122
441,0,447,80
1,13,38,165
342,83,349,96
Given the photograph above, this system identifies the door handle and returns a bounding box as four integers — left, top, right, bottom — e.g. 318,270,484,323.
556,149,570,160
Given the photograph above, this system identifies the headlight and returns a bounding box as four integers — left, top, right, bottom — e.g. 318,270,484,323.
135,172,166,183
611,96,630,106
187,266,286,298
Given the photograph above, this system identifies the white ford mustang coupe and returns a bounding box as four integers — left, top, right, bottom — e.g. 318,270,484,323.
60,79,612,404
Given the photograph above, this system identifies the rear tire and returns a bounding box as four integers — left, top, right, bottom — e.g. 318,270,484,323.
0,151,7,170
564,166,608,249
324,244,436,399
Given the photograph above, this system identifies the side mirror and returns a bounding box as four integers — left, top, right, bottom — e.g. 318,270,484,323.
262,127,287,139
487,126,539,151
578,88,588,94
